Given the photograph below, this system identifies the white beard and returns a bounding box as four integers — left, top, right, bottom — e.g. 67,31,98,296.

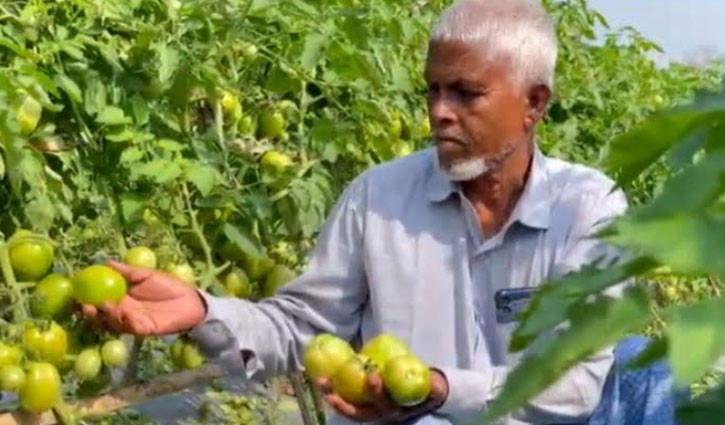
438,157,490,181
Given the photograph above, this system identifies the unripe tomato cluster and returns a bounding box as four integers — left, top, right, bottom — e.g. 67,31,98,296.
303,333,432,407
0,231,138,413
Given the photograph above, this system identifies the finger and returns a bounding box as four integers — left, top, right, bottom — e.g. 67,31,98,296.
81,304,98,319
367,372,400,415
107,260,154,284
314,377,333,394
101,301,126,333
323,393,379,422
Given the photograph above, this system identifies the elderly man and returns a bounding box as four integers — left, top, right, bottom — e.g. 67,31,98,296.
84,0,644,424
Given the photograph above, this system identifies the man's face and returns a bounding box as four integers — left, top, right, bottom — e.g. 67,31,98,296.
425,40,537,181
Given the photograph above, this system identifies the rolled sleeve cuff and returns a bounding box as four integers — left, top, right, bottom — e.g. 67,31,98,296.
187,291,258,377
436,367,507,422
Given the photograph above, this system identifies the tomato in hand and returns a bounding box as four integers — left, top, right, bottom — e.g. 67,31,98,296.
73,265,127,306
381,355,431,406
360,333,410,370
332,354,374,405
303,333,354,380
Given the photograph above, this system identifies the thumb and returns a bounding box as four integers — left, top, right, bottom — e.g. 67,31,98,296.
107,260,154,284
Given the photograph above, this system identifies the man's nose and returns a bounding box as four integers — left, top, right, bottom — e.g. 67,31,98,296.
429,95,457,128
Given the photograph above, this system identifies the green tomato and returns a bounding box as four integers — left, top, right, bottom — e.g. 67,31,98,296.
31,274,74,319
182,343,204,369
262,264,296,298
170,337,187,368
221,91,243,123
0,364,26,392
74,348,102,380
242,254,275,281
260,150,293,177
224,268,252,298
167,263,196,286
101,339,128,368
303,333,355,380
73,265,127,307
381,355,431,406
392,140,414,157
360,333,410,370
0,343,23,367
332,354,374,405
239,115,256,135
23,322,68,366
19,362,61,413
18,95,42,135
8,232,54,281
241,42,258,60
258,110,285,139
124,246,157,269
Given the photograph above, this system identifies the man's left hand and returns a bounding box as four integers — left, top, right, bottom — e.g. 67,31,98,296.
315,369,449,423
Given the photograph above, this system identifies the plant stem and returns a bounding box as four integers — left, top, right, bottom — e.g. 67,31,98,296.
181,182,215,289
0,242,28,323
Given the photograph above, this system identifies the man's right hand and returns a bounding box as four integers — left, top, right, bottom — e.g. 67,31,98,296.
82,261,207,336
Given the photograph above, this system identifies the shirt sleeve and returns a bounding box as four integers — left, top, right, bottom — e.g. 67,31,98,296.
188,176,369,381
437,184,630,424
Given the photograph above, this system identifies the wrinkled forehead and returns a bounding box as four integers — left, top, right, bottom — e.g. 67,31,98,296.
424,39,511,84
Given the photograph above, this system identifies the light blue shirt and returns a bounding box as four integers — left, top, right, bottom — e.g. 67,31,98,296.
190,144,629,425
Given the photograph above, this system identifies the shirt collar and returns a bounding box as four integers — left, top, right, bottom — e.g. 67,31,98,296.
426,144,553,230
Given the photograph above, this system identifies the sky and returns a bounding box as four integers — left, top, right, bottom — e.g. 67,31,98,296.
586,0,725,64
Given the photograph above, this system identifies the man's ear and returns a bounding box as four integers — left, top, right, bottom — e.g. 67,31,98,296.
524,84,552,130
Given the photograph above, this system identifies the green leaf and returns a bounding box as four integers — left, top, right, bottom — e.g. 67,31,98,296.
154,42,179,85
300,33,327,71
84,78,107,116
222,224,263,258
265,65,302,95
96,106,131,125
485,287,652,423
156,139,185,152
185,163,219,196
633,151,725,220
511,257,656,351
105,129,135,143
624,337,668,370
120,193,145,222
607,214,725,276
53,74,82,103
601,111,706,186
120,147,144,164
667,297,725,386
133,160,182,183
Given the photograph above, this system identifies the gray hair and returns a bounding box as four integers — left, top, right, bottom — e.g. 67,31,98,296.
430,0,558,90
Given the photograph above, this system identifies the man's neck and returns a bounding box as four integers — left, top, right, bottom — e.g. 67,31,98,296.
462,142,534,238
